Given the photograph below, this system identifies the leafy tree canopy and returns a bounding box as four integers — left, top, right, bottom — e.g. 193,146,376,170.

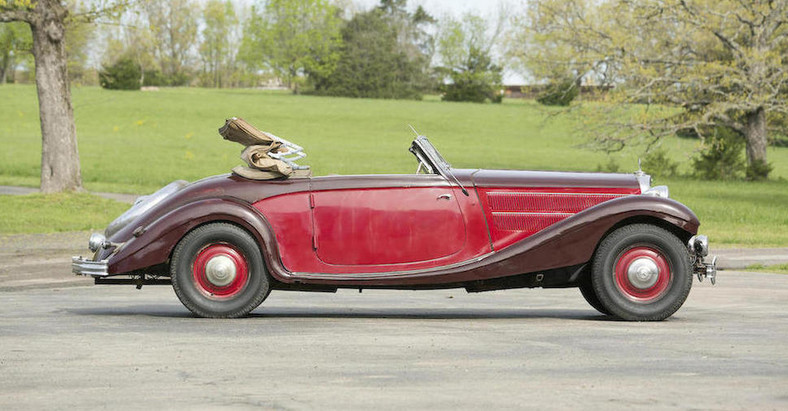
509,0,788,179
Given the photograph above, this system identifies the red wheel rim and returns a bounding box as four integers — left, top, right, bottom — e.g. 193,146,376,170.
614,246,671,302
192,244,249,299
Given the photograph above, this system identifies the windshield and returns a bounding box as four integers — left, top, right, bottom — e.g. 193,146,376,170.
409,136,469,196
409,136,450,174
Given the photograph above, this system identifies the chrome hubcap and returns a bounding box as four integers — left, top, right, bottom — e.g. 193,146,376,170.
627,257,660,289
204,255,237,287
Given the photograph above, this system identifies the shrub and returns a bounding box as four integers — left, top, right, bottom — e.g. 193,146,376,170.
441,70,502,103
537,79,579,106
142,69,167,87
746,159,773,181
691,127,746,180
98,58,141,90
641,147,679,178
596,156,620,173
440,47,503,104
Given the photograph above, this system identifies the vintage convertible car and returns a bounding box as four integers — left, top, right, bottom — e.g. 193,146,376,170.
73,127,717,320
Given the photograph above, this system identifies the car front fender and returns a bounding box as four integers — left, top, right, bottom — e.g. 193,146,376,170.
105,197,281,277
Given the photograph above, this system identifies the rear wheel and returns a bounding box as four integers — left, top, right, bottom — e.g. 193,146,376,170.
591,224,692,321
171,223,270,318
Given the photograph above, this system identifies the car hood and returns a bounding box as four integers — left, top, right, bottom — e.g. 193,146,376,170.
457,169,642,191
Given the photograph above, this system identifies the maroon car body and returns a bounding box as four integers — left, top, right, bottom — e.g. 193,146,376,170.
73,136,716,320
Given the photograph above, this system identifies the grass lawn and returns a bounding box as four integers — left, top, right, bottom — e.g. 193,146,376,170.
1,84,786,246
0,193,130,234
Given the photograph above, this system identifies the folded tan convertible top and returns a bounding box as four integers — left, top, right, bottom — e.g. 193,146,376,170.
219,118,310,180
219,117,280,147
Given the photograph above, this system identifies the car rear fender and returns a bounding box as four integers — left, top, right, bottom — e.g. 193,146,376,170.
107,198,284,278
479,195,700,277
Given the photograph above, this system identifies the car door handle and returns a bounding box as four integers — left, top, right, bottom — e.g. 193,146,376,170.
437,194,453,200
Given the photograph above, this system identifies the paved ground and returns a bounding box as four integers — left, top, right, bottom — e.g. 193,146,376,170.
2,186,787,409
0,271,786,410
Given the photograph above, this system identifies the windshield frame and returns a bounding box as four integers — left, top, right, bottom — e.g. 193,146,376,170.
409,136,450,176
409,136,468,195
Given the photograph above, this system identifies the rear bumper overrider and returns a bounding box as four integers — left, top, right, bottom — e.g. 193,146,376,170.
688,235,716,284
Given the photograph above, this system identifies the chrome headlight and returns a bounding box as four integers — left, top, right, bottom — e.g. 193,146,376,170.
105,180,189,238
88,233,107,252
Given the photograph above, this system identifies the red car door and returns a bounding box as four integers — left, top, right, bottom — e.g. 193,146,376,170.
312,187,467,265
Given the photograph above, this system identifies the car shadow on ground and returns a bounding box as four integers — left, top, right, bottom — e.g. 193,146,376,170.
68,306,615,321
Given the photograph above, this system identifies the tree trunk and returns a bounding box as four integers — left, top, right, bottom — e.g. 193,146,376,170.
743,107,768,173
29,2,82,193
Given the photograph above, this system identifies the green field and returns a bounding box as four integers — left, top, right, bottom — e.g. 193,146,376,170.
0,84,786,246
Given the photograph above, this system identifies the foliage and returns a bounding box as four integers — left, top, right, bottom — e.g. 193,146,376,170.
240,0,342,92
199,0,239,88
595,157,620,173
746,159,774,181
440,50,503,103
536,78,578,106
691,127,746,180
64,8,95,85
509,0,788,178
311,7,430,100
437,13,503,103
140,0,200,85
98,57,141,90
0,21,30,83
640,147,679,179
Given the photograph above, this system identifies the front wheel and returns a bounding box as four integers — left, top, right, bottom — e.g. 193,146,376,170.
171,223,270,318
591,224,692,321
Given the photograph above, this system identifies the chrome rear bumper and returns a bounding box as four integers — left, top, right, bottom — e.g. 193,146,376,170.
688,235,717,285
72,256,109,277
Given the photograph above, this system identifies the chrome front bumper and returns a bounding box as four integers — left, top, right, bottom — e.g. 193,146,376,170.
72,256,109,277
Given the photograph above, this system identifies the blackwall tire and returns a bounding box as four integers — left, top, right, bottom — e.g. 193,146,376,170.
591,224,692,321
170,223,270,318
578,277,610,315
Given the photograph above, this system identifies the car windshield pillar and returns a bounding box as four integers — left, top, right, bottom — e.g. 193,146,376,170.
409,136,468,196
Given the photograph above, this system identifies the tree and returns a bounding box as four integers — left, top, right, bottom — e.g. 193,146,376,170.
312,1,435,99
141,0,199,86
0,21,30,83
242,0,342,92
1,0,125,193
437,13,503,103
64,14,93,85
199,0,239,88
510,0,788,179
312,8,424,99
101,5,158,88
